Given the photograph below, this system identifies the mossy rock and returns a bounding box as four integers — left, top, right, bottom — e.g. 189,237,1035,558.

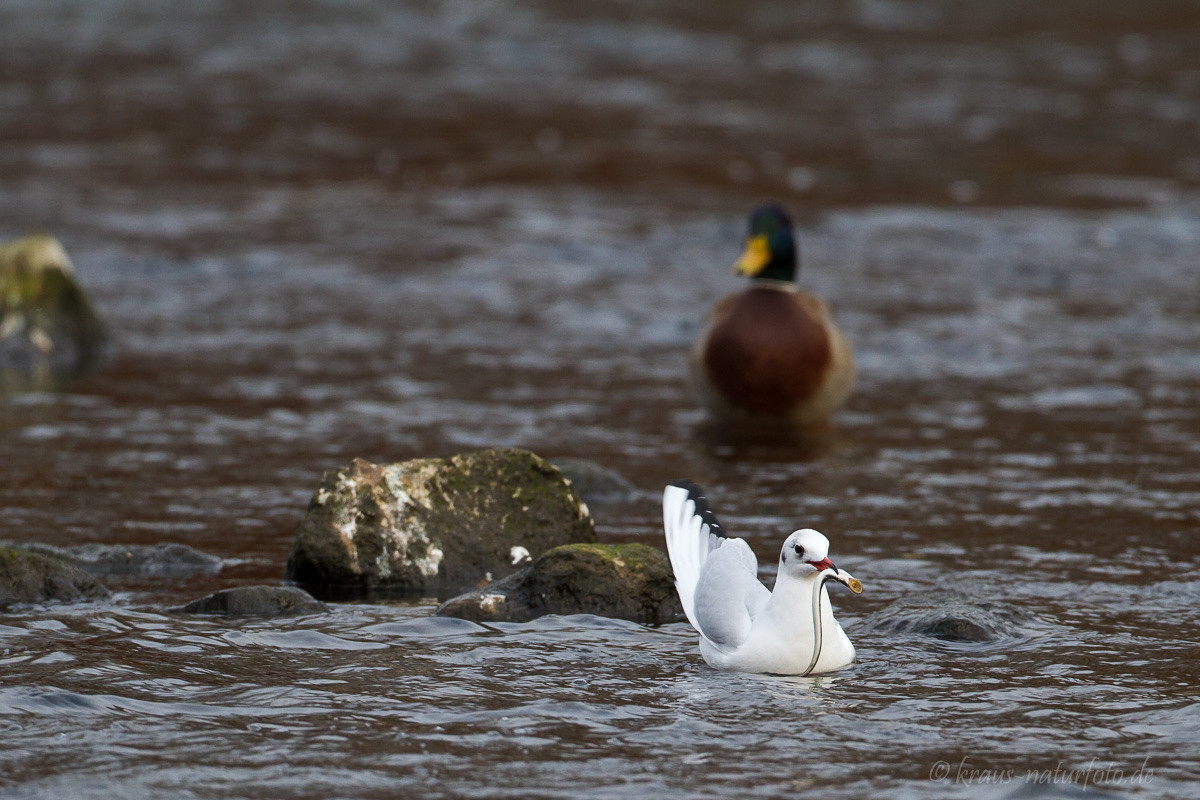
284,448,596,597
173,585,327,617
0,234,106,383
436,542,685,624
0,546,111,607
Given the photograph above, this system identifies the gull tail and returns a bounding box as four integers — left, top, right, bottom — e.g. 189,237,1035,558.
663,480,729,631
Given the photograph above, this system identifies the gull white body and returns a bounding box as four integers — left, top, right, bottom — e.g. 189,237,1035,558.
663,482,857,675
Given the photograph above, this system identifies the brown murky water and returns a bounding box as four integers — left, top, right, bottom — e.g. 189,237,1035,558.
2,2,1199,798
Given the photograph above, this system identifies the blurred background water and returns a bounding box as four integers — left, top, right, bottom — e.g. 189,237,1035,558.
1,1,1199,798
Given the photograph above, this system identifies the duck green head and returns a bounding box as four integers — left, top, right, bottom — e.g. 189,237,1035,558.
732,204,797,282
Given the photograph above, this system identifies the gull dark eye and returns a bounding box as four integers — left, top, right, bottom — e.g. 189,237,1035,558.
793,544,804,558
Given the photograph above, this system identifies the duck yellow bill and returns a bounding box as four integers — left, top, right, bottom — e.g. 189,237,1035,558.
732,235,771,276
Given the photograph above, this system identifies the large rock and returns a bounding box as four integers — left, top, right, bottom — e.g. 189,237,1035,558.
173,585,327,617
284,448,596,597
0,546,110,607
0,234,106,385
436,542,685,624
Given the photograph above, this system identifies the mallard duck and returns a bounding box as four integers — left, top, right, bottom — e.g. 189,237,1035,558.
689,205,854,426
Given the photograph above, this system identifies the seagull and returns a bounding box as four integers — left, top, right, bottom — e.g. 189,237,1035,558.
662,480,862,675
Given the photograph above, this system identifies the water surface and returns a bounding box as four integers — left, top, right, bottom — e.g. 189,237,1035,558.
2,1,1199,797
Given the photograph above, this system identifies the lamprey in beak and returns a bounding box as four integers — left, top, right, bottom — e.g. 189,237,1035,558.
809,557,863,594
835,569,863,594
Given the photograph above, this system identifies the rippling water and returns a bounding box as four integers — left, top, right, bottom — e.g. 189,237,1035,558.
2,1,1199,798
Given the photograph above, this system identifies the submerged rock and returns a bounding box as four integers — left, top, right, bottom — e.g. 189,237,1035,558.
552,458,640,505
9,542,221,579
436,542,685,624
174,585,327,617
863,590,1035,642
284,448,596,597
0,546,110,607
0,234,106,387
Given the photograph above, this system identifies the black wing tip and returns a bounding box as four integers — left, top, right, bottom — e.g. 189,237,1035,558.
666,479,728,539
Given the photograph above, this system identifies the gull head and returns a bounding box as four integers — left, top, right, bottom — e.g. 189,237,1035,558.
779,529,862,593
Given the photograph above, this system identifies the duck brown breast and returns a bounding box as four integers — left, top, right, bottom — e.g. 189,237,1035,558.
703,287,831,415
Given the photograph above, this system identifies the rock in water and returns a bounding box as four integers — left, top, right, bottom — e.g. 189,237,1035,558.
552,458,639,505
436,542,685,624
174,585,327,617
863,590,1035,642
0,546,110,607
284,448,596,596
0,234,106,385
8,541,222,579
